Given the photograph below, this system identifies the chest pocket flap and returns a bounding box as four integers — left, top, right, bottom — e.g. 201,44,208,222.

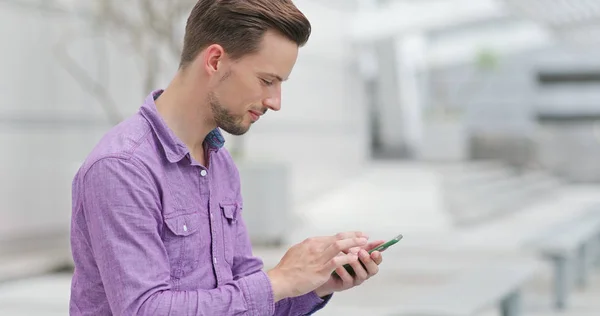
220,203,239,223
164,212,202,236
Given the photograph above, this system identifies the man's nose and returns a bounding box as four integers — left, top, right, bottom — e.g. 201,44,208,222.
263,93,281,112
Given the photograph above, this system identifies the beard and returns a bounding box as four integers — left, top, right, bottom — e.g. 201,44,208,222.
208,92,250,136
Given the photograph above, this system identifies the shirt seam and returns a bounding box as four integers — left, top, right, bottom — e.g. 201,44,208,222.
80,154,156,216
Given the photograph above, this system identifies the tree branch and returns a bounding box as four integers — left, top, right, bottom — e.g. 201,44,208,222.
53,32,123,125
2,0,193,124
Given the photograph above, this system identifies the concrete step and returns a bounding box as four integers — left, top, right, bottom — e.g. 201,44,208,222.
0,250,71,284
440,164,516,189
0,230,72,283
446,166,561,226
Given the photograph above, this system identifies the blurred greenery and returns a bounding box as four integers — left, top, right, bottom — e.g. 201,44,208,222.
476,47,500,71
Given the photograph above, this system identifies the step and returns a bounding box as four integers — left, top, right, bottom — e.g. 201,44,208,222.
451,171,560,225
0,250,72,284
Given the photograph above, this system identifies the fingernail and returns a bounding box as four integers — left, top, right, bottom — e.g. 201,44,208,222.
358,238,367,244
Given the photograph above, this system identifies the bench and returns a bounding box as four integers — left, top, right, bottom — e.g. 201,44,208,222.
525,208,600,310
390,262,537,316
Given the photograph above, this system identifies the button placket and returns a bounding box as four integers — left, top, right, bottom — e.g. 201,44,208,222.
202,169,222,284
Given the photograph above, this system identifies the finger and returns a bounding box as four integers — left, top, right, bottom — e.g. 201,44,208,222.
324,237,368,259
371,251,383,265
343,247,361,255
327,252,359,272
334,265,355,287
359,249,380,276
350,257,368,284
302,236,337,252
333,231,370,241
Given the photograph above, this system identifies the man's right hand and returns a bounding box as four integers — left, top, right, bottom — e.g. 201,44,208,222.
266,231,369,302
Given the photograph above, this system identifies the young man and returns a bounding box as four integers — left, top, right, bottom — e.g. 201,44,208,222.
69,1,385,315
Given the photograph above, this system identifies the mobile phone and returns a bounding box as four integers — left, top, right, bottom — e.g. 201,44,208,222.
333,234,403,278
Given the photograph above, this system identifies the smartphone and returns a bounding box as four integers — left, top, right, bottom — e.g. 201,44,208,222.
333,234,403,278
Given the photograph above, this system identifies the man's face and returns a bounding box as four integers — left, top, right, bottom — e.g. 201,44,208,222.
208,30,299,136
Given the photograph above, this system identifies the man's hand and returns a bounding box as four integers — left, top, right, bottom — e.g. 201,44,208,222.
314,240,385,298
266,232,369,302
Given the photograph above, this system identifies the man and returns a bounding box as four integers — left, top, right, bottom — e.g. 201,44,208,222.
69,0,385,315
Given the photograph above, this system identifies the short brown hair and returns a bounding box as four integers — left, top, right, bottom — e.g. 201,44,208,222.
179,0,311,68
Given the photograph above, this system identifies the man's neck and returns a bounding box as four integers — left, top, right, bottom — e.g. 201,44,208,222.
155,74,216,159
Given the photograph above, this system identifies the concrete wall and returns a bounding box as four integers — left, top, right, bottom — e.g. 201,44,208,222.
533,46,600,181
427,43,600,179
428,50,537,136
0,7,109,243
537,120,600,182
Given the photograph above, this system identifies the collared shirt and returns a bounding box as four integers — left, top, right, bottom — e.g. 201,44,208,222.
69,90,330,315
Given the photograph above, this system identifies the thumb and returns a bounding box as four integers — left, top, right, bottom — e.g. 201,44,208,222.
364,240,386,251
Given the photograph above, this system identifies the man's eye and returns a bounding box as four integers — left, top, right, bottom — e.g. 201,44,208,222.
261,78,274,86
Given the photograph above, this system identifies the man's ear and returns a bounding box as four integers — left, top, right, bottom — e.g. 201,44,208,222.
203,44,225,76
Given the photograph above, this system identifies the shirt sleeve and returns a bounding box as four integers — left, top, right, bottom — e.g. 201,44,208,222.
79,156,275,316
230,203,333,316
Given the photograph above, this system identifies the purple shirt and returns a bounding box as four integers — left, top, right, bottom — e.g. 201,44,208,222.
69,90,330,315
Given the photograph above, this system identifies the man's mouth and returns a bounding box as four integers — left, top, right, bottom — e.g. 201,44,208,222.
249,110,261,122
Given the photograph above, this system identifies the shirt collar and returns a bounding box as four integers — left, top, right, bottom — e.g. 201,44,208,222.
140,89,225,163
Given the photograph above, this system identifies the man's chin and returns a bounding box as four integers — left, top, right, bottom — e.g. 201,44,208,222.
221,125,250,136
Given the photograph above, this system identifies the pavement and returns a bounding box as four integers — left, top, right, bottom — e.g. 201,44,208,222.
1,161,600,315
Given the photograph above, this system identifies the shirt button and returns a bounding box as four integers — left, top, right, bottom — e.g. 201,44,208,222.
213,257,217,264
200,170,208,177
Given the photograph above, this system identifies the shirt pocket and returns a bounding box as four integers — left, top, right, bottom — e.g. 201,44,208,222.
163,211,204,278
219,202,240,266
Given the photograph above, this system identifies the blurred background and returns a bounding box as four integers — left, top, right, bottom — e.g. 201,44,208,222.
2,0,600,315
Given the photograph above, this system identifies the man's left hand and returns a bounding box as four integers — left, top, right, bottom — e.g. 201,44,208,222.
313,240,385,297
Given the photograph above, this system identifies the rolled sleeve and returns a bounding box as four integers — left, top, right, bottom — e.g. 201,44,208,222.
274,291,332,316
239,271,276,316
